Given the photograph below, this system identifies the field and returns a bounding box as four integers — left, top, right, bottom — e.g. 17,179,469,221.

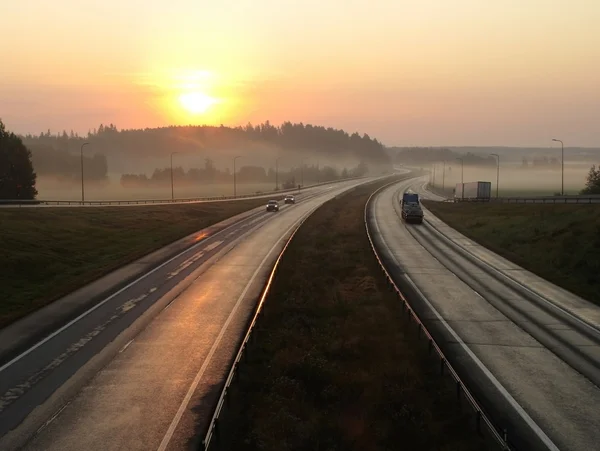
427,164,590,197
216,180,485,450
423,201,600,304
0,198,268,327
35,178,283,201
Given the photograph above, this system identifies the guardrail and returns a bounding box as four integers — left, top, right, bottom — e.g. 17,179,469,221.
0,175,374,207
201,207,313,451
425,184,600,204
364,181,512,450
451,196,600,204
201,175,401,450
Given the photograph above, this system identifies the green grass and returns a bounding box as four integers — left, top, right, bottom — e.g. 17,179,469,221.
218,181,485,451
0,199,269,327
423,201,600,304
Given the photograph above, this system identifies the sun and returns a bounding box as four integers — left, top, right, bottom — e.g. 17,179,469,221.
178,91,217,114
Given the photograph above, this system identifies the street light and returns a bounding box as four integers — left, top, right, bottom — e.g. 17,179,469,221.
552,139,564,195
275,157,282,191
80,142,89,203
233,155,242,197
170,151,178,201
442,161,446,191
456,157,464,199
432,163,436,187
300,158,307,188
490,153,500,198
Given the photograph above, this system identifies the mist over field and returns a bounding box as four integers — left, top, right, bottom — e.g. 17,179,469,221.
393,146,600,196
22,123,391,200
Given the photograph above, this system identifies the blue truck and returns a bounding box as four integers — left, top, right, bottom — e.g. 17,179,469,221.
401,191,423,224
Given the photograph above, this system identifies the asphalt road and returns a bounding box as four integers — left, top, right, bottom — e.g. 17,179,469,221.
0,176,385,451
369,177,600,451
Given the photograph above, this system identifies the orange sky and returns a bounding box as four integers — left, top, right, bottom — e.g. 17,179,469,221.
1,0,599,146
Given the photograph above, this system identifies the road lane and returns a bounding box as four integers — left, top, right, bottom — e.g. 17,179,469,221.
369,178,600,451
0,176,388,450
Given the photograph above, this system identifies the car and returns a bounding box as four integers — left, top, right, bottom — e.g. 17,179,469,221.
284,194,295,204
266,199,280,212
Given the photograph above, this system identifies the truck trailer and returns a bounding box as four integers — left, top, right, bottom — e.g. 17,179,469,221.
454,181,492,202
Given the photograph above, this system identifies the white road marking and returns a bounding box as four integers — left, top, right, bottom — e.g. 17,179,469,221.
119,339,134,354
0,216,257,374
156,215,308,451
202,240,224,252
372,184,560,451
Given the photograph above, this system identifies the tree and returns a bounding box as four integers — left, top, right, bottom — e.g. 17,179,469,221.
581,165,600,194
0,120,38,199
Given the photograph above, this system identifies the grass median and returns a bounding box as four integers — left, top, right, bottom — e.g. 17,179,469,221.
217,181,484,451
0,199,269,327
423,201,600,304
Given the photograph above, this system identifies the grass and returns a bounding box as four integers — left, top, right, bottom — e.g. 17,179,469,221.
0,198,269,327
423,201,600,304
218,180,485,451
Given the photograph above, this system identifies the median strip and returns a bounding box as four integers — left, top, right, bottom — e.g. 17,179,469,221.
208,180,485,450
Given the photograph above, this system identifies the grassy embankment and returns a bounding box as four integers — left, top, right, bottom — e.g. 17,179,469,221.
423,201,600,304
0,198,269,327
217,181,485,451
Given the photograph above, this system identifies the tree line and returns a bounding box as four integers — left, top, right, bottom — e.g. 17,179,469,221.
393,147,497,167
0,119,384,199
21,121,389,174
120,160,369,189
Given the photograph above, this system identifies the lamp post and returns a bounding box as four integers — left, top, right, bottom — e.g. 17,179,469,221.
233,155,242,197
170,151,178,201
490,153,500,198
80,142,89,203
275,157,282,191
456,157,464,199
552,139,564,195
442,161,446,191
300,158,307,188
433,163,436,187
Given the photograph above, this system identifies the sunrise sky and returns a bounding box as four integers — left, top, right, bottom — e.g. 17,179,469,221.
1,0,599,146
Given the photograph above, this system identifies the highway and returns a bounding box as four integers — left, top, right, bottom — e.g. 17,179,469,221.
0,176,386,451
0,178,364,208
369,177,600,451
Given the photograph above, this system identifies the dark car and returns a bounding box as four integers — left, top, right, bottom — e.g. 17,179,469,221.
266,200,279,212
284,195,295,204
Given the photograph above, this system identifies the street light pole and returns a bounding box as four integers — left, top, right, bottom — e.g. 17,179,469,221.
233,155,242,197
300,158,307,188
490,153,500,198
170,152,178,201
80,142,89,203
275,157,281,191
442,161,446,191
552,139,564,195
456,157,464,199
433,163,436,187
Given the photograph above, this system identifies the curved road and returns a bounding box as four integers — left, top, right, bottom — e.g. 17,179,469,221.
369,177,600,451
0,176,390,451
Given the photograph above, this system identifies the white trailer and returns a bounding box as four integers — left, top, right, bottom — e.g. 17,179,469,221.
454,181,492,201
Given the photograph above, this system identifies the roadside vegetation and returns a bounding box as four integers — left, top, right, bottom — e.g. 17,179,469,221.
217,180,485,451
423,201,600,304
0,198,269,327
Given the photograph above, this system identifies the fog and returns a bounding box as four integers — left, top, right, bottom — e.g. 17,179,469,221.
427,162,592,196
23,123,391,201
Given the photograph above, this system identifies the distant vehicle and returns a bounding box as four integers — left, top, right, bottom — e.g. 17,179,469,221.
454,181,492,202
284,195,295,204
266,200,280,212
